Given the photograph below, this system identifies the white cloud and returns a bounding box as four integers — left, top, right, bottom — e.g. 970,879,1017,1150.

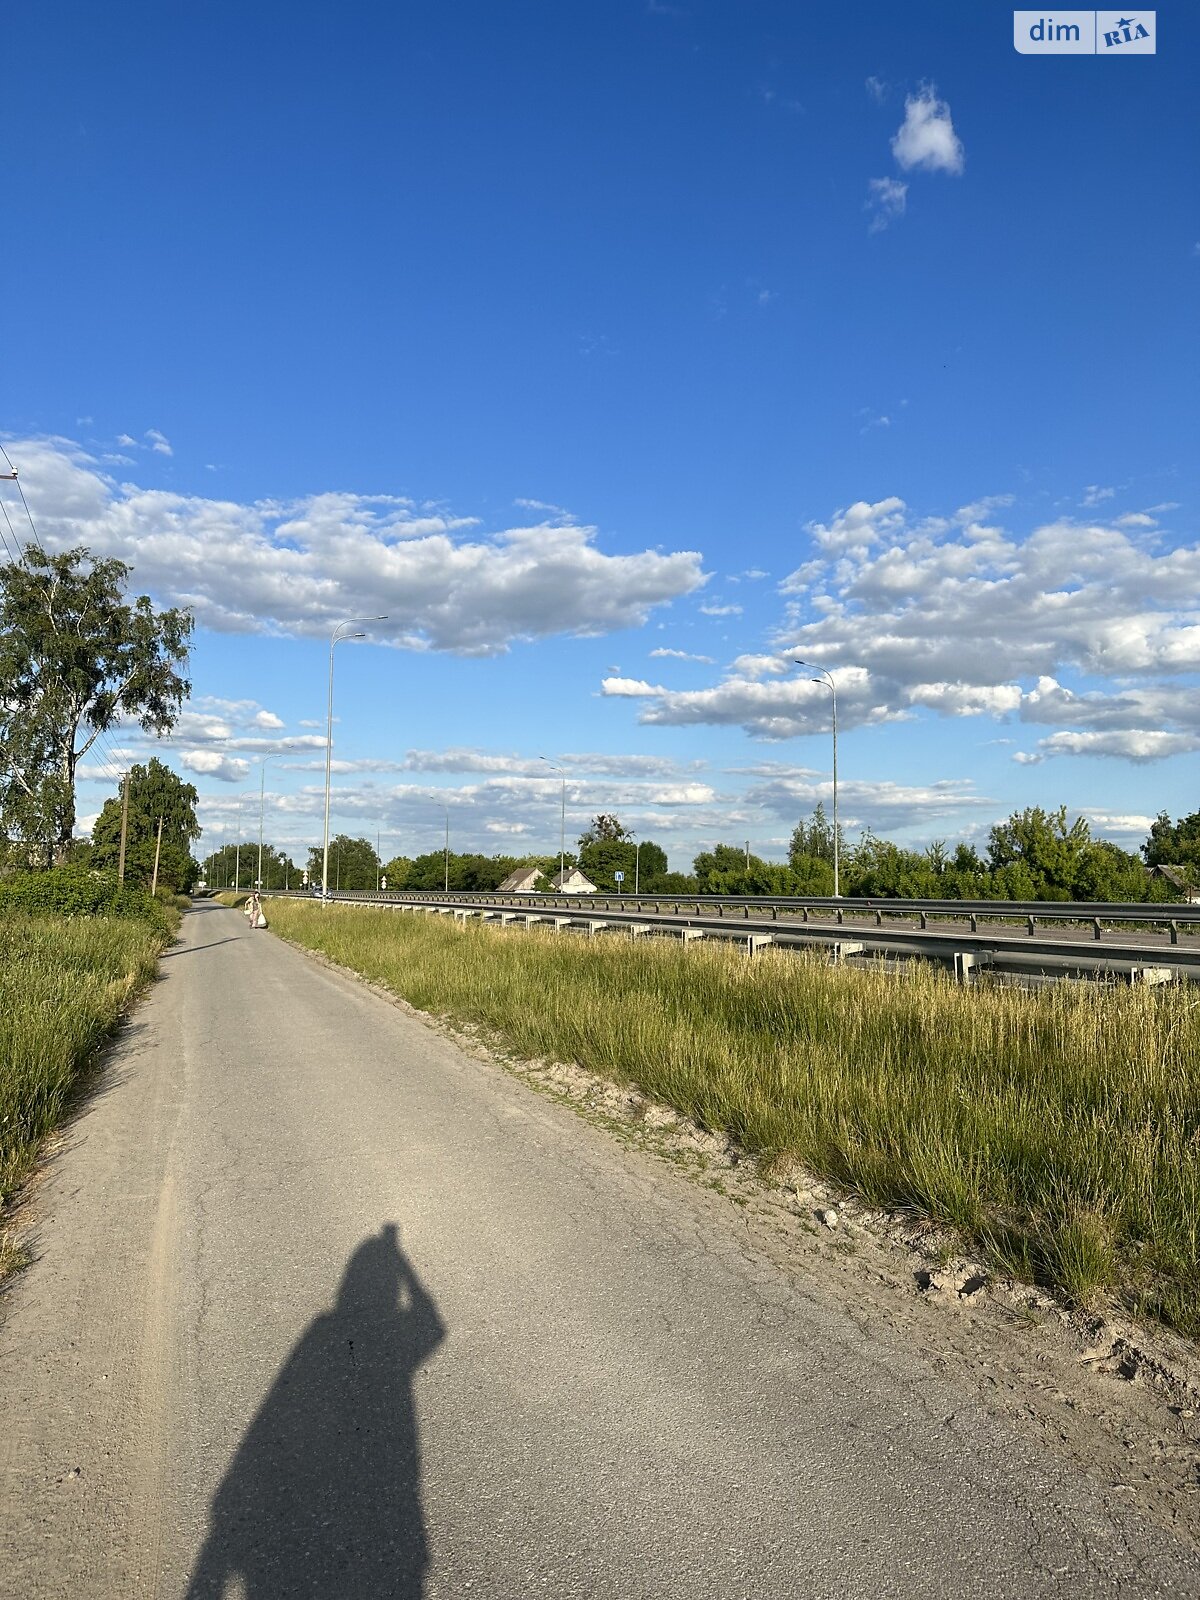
865,75,888,104
649,647,715,664
146,428,173,456
743,771,991,833
1085,812,1154,838
866,177,908,232
599,677,668,698
699,602,743,617
907,682,1023,717
116,433,136,447
1027,729,1200,763
179,750,250,783
604,664,899,741
598,494,1200,759
1115,512,1156,528
1081,485,1115,507
8,437,707,656
890,86,964,176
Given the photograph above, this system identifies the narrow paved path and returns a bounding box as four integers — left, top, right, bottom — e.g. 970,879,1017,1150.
2,900,1198,1598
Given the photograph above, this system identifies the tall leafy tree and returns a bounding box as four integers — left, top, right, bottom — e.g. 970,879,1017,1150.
577,813,629,846
1143,811,1200,882
306,834,381,891
0,544,192,863
91,758,201,891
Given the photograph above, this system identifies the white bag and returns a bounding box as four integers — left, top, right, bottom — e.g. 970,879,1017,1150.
255,912,268,929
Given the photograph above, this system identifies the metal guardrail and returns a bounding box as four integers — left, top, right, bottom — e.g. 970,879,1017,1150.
265,889,1200,984
272,887,1200,941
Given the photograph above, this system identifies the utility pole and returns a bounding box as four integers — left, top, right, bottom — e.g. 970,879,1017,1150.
150,815,164,895
377,825,381,892
117,772,131,884
444,809,450,892
745,839,750,869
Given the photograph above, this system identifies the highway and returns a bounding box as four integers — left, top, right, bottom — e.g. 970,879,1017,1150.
276,888,1200,983
2,899,1199,1597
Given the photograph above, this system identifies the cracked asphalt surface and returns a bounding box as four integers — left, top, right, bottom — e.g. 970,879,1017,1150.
2,898,1198,1597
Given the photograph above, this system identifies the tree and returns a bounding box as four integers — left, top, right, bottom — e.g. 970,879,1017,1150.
0,544,193,863
692,844,755,891
91,758,201,891
381,855,414,889
1143,811,1200,882
306,835,381,891
203,841,300,890
577,813,629,847
787,802,845,868
986,806,1094,899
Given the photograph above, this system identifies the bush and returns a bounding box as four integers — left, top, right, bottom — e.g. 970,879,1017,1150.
0,865,172,933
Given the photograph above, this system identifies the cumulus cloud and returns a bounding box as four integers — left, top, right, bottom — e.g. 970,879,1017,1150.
6,437,707,656
1026,729,1200,763
598,493,1200,758
600,677,668,698
699,602,743,617
891,87,965,175
602,664,898,741
179,750,250,783
145,429,173,456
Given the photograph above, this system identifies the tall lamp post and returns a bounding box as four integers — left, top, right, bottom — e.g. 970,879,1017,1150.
794,660,839,899
322,616,387,903
235,789,259,892
256,758,274,892
441,804,450,892
627,829,642,894
539,756,566,887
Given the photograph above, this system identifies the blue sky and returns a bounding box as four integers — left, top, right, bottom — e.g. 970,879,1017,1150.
3,2,1196,871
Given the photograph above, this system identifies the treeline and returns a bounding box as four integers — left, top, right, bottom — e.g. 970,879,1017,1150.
203,804,1200,904
692,804,1196,903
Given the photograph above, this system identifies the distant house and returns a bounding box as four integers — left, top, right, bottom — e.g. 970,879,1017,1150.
551,867,597,895
1149,864,1200,903
496,866,544,894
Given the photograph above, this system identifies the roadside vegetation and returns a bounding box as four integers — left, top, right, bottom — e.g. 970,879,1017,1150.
0,867,178,1277
267,899,1200,1339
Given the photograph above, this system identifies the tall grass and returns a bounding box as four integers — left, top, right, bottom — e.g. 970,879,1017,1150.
268,901,1200,1337
0,916,169,1230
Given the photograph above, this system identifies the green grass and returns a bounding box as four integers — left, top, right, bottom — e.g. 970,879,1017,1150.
267,900,1200,1338
0,914,172,1249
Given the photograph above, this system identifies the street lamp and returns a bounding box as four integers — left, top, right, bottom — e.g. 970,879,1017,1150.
794,660,839,898
539,756,566,888
322,616,388,903
627,828,642,895
257,758,275,892
441,803,450,892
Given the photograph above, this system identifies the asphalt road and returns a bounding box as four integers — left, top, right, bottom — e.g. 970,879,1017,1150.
2,899,1199,1598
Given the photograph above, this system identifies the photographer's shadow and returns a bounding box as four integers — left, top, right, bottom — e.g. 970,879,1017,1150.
186,1224,445,1599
